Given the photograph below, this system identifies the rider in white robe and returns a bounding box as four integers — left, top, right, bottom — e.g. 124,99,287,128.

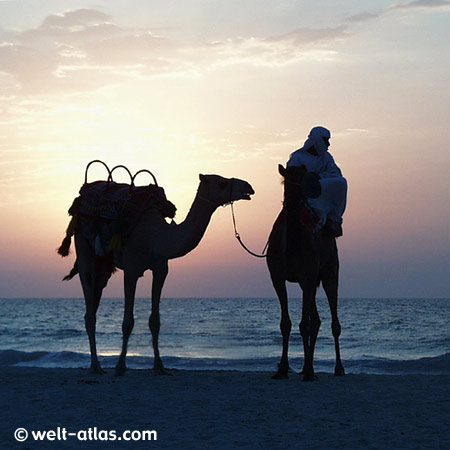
287,126,347,236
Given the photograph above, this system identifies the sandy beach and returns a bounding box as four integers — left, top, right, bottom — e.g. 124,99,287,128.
1,367,449,449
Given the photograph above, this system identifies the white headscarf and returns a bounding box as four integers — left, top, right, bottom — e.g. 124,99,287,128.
302,126,331,156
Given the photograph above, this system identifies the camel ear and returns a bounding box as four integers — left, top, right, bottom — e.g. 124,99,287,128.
278,164,286,177
199,174,209,184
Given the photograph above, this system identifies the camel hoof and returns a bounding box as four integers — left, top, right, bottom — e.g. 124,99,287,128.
334,366,345,376
90,364,106,375
153,366,173,376
272,362,289,379
154,369,173,376
153,358,172,376
114,365,126,376
271,371,289,380
302,373,319,382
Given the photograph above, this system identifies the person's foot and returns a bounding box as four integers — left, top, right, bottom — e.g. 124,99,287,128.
325,220,343,237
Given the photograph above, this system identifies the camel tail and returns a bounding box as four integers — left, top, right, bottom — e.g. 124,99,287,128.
57,216,77,257
63,262,78,281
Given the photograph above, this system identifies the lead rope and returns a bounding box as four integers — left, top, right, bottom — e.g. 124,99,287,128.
230,202,268,258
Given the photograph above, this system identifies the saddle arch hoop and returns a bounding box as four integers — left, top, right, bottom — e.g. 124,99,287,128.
132,169,158,187
107,165,134,187
84,160,158,190
84,160,111,184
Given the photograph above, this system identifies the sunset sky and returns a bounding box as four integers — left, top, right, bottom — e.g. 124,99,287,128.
0,0,449,299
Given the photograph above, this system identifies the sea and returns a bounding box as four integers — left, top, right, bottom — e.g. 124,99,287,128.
1,297,449,375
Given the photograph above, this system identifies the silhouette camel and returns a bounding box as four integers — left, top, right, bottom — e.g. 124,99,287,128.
61,174,254,375
267,164,344,381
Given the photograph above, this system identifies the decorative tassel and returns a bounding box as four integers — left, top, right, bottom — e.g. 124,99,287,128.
57,235,72,257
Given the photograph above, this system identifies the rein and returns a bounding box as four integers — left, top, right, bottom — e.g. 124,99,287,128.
229,175,316,258
230,202,268,258
198,176,267,258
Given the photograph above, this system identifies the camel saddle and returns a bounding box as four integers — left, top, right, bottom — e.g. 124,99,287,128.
68,180,176,222
64,159,177,255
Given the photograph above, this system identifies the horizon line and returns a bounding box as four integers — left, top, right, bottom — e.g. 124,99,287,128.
1,296,449,301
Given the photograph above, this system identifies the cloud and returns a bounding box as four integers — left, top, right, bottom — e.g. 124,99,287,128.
0,43,61,93
41,9,112,28
392,0,450,10
208,26,350,67
0,9,349,94
267,26,349,46
15,9,123,48
344,0,450,23
344,11,384,23
83,33,178,65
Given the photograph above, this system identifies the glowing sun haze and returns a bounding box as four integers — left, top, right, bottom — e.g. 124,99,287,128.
0,0,449,298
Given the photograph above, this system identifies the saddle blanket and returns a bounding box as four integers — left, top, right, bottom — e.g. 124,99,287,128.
69,180,176,221
67,181,176,254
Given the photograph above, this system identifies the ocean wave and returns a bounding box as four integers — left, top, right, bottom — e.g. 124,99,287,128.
0,349,49,365
1,349,449,375
347,353,450,375
0,349,91,367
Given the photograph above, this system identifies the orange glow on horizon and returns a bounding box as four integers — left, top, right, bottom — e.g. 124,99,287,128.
1,3,449,298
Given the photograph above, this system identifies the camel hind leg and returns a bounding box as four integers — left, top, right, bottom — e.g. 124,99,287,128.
322,268,345,376
76,235,111,374
115,272,138,376
299,283,321,381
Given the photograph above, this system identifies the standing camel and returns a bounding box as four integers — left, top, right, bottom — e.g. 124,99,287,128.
267,164,344,381
60,173,254,375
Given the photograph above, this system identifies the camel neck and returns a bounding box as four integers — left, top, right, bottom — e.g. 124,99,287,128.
168,191,218,260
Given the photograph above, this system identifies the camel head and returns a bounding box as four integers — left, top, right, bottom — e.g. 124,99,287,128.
278,164,321,201
198,174,254,206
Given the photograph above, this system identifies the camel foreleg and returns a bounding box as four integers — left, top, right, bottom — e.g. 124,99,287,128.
76,235,108,374
271,276,291,379
149,263,170,375
83,293,104,374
